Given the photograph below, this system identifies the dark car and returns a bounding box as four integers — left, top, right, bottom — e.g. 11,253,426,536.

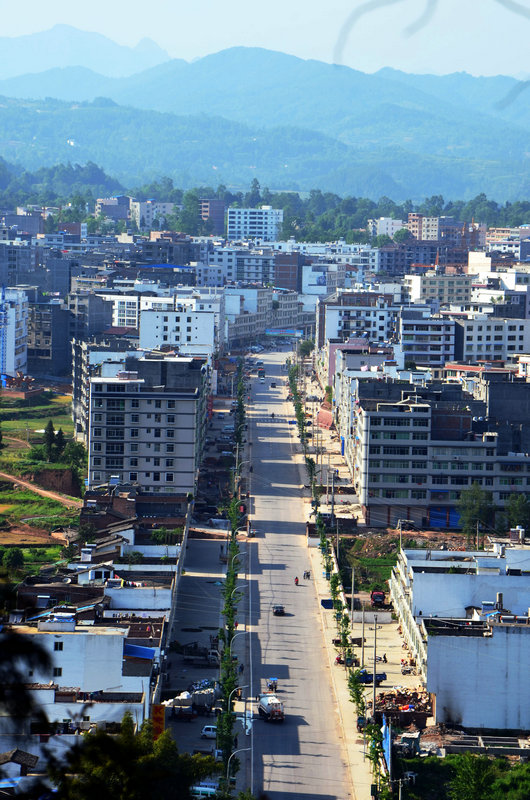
272,605,285,616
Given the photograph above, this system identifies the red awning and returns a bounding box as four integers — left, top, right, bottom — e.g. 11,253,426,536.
317,408,334,429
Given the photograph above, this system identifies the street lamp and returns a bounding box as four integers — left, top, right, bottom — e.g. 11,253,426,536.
226,747,251,782
230,583,247,601
230,630,248,658
228,684,248,707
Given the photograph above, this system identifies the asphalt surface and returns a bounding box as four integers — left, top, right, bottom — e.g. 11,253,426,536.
246,351,352,800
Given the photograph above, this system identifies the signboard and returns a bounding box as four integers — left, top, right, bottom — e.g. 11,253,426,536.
265,329,303,337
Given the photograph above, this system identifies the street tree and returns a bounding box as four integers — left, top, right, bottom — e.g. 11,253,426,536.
3,547,24,571
457,483,495,541
505,492,530,531
44,419,56,461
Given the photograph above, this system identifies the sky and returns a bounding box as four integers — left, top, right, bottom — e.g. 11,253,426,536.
2,0,530,77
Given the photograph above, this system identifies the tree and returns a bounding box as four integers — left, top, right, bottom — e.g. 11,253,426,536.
49,712,217,800
457,483,495,541
55,428,66,457
505,492,530,531
372,234,392,248
63,441,87,469
449,753,496,800
3,547,24,571
298,339,315,357
44,419,56,461
0,421,3,449
393,227,414,243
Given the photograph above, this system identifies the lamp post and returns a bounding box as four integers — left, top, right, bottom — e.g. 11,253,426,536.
230,583,247,601
226,747,251,782
230,630,248,658
228,684,248,708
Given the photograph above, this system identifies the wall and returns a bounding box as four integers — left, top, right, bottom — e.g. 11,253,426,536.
427,625,530,729
105,586,172,610
410,570,530,618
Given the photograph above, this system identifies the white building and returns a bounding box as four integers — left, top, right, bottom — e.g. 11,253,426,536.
227,206,283,241
130,200,176,229
139,307,218,359
367,217,404,238
3,287,28,376
399,309,456,367
390,545,530,729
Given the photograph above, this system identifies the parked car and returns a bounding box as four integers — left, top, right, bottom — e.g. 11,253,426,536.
200,725,217,739
272,605,285,616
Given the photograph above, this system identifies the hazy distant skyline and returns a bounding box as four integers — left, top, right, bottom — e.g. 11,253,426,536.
3,0,530,77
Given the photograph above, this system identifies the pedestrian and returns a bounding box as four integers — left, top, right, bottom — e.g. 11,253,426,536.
239,662,244,674
383,653,387,663
307,570,311,580
234,735,238,748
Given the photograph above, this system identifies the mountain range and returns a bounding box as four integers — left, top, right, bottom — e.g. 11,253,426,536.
0,27,530,200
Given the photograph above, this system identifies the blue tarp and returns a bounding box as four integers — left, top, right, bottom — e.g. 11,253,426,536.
124,643,156,660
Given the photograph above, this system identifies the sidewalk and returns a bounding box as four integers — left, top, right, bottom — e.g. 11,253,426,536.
308,542,374,800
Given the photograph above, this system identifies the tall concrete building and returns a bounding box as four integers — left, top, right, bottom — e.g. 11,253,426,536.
87,354,209,494
227,206,283,241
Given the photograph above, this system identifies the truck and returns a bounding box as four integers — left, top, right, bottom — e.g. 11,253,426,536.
357,669,387,686
182,643,221,667
257,367,265,379
257,692,284,722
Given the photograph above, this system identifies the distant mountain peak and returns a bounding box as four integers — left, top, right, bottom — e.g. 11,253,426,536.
0,25,170,79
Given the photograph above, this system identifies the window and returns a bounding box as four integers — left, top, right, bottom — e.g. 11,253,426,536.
411,447,428,455
153,472,161,481
166,444,175,453
54,641,63,651
131,414,139,423
154,458,161,466
154,430,161,438
167,400,175,408
53,668,62,677
155,400,162,408
93,457,101,466
166,473,174,481
129,472,138,481
93,443,102,452
131,429,139,437
167,430,174,438
167,415,175,424
93,428,101,437
130,443,138,452
166,459,174,467
131,398,139,408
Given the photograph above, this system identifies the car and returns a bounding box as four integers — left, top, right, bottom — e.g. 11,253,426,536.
200,725,217,739
272,605,285,616
288,420,296,425
270,382,277,388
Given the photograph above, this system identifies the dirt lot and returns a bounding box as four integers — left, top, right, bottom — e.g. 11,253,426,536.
0,524,56,545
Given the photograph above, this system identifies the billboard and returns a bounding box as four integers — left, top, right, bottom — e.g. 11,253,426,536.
265,329,303,337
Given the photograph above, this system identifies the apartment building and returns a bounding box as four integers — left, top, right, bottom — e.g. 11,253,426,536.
87,354,208,493
399,310,456,367
207,245,275,284
27,299,71,377
95,195,131,221
367,217,404,238
199,198,225,235
403,272,472,305
130,200,176,229
3,288,28,376
139,307,218,358
226,206,283,241
452,315,530,362
315,292,403,349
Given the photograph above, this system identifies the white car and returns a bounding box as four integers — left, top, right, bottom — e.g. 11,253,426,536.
200,725,217,739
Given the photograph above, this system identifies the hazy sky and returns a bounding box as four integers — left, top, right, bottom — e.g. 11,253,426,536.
3,0,530,76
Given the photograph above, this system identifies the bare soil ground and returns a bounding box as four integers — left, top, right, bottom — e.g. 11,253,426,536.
0,524,55,545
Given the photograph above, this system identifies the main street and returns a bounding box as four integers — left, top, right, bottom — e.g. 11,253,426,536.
246,350,352,800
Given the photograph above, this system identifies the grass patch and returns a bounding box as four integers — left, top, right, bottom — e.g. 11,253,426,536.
1,413,74,437
0,487,79,530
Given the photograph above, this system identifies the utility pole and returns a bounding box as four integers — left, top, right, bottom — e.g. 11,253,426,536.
372,614,378,721
351,566,355,622
476,519,480,550
330,469,335,527
361,608,365,666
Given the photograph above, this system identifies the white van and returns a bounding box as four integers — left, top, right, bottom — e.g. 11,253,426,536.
200,724,217,739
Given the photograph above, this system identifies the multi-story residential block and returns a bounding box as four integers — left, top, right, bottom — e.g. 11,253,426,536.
315,292,404,349
403,271,472,305
139,307,218,358
3,288,28,376
95,195,131,221
68,292,114,340
227,206,283,241
199,198,226,235
452,315,530,361
130,200,176,229
72,336,142,443
367,217,404,238
206,245,275,284
399,309,456,367
27,299,71,377
87,354,208,494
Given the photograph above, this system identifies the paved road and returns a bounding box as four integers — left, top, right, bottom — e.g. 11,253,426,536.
247,351,352,800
